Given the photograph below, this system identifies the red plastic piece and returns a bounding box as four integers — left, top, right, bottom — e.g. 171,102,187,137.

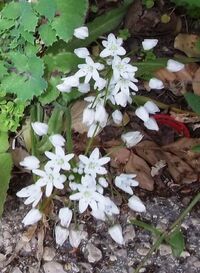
153,114,190,138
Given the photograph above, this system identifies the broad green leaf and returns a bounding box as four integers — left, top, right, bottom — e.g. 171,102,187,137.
1,2,21,19
184,93,200,115
20,27,35,44
2,53,47,100
34,0,57,21
64,3,130,51
51,0,88,41
0,132,9,153
130,219,162,237
0,18,15,32
39,77,60,105
166,229,185,256
0,153,12,217
20,2,38,32
0,61,8,80
39,23,57,46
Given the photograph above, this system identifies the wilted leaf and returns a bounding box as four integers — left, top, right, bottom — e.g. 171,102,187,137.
174,34,200,57
192,67,200,96
71,100,88,134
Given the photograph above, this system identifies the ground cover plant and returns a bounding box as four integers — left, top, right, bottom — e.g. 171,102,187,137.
1,0,200,272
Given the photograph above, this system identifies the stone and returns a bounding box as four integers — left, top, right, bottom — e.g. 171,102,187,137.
136,247,149,256
159,244,172,256
43,262,66,273
43,247,56,261
86,243,102,263
124,225,136,244
11,268,22,273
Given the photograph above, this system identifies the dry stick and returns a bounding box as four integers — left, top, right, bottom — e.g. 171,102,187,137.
133,191,200,273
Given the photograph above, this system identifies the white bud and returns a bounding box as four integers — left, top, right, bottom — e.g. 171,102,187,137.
166,59,184,72
142,39,158,51
74,26,89,39
135,106,149,122
149,78,164,90
55,225,69,246
22,208,42,226
31,122,48,136
20,156,40,170
144,101,160,114
121,131,143,148
144,117,159,131
128,195,146,212
49,134,65,147
108,224,124,245
74,47,90,58
112,110,123,125
83,107,95,127
59,207,73,228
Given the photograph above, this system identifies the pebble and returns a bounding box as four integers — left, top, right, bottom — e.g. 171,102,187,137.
123,225,136,244
136,248,149,256
194,261,200,268
110,255,117,261
11,268,22,273
180,251,190,258
159,244,172,256
43,247,56,261
0,253,6,262
43,262,67,273
86,243,102,263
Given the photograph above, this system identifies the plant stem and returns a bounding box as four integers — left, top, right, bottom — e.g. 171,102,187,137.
65,107,73,153
133,192,200,273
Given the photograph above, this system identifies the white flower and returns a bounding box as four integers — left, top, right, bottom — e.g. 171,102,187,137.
135,106,150,122
56,75,79,93
20,156,40,170
94,104,108,127
73,26,89,39
115,174,139,195
142,39,158,50
76,56,104,83
55,225,69,246
98,177,108,188
112,90,132,107
94,78,107,91
87,123,101,138
100,197,119,216
31,122,48,136
108,224,124,245
78,83,90,93
58,207,73,228
112,56,137,81
149,78,164,90
22,208,42,226
144,101,160,114
128,195,146,212
70,175,105,213
112,110,123,125
49,134,65,147
74,47,90,58
33,166,66,197
69,225,88,248
79,148,110,178
121,131,143,148
83,107,95,127
166,59,184,72
45,146,74,172
144,117,159,131
100,33,126,58
16,184,42,207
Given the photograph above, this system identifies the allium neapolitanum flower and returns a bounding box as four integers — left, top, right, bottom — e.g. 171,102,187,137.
115,174,139,195
16,183,43,207
100,33,126,57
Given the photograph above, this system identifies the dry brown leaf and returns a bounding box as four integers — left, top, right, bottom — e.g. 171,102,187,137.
192,67,200,96
71,100,88,134
107,147,130,166
170,111,200,123
163,152,198,184
11,147,30,171
125,152,154,191
174,34,200,57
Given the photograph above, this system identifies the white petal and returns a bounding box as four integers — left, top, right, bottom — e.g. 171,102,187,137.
59,207,73,227
142,39,158,51
135,107,149,122
22,209,42,226
149,78,164,90
128,195,146,212
144,117,159,131
166,59,184,72
144,101,160,114
20,156,40,170
121,131,143,148
108,224,124,245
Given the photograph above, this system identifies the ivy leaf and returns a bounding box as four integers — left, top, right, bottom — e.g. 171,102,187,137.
51,0,88,42
0,152,12,217
39,23,57,46
184,93,200,115
1,53,47,100
20,2,38,32
34,0,57,21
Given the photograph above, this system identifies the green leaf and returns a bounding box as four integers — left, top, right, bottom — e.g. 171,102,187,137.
184,93,200,115
1,2,21,19
166,229,185,256
0,153,12,217
2,53,47,100
20,2,38,32
39,23,57,46
191,144,200,153
130,219,162,237
0,61,8,80
0,18,15,33
39,76,60,105
34,0,57,21
51,0,88,41
65,3,129,51
0,132,9,153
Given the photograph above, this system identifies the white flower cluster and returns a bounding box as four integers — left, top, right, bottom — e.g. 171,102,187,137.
57,32,138,137
17,121,146,246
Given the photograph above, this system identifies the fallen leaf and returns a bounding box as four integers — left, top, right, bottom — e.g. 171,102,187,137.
125,152,154,191
71,100,88,134
192,67,200,96
174,34,200,57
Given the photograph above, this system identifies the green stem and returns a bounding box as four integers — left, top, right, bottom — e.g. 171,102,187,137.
65,107,73,153
133,191,200,273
